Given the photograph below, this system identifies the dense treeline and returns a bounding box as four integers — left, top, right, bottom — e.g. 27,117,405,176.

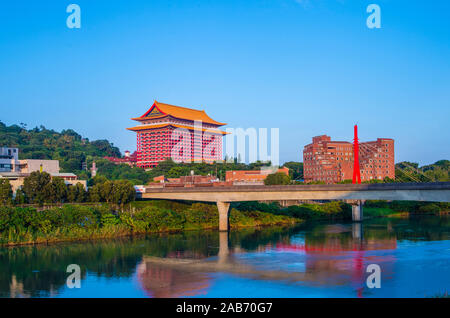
0,201,297,246
234,199,449,220
0,172,135,206
364,200,450,215
90,157,278,185
235,201,353,220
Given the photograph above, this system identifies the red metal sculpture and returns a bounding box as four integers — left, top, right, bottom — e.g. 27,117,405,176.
352,125,361,184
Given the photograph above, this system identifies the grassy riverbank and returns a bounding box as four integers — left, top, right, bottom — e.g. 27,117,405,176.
234,200,449,220
234,201,353,220
363,200,450,218
0,201,298,246
1,199,448,246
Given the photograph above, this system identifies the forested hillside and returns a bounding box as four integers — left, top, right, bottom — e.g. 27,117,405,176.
0,122,121,173
395,160,449,182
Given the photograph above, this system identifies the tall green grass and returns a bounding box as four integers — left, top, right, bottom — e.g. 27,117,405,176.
0,201,298,246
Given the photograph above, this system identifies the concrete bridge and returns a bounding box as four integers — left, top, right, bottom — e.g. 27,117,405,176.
138,182,450,231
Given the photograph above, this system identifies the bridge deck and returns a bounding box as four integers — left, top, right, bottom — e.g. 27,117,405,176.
139,182,450,203
143,182,450,193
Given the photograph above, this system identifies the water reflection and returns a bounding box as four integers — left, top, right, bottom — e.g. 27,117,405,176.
0,216,449,298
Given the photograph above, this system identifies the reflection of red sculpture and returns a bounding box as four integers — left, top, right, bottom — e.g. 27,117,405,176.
276,239,397,253
136,259,211,298
276,235,397,298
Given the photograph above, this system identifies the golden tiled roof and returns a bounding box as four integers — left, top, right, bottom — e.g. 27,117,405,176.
126,123,228,135
131,101,226,126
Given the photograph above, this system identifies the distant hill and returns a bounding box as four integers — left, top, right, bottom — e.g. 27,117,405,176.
0,122,121,173
395,160,450,182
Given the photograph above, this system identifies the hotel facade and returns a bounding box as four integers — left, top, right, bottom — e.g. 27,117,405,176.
303,135,395,183
127,101,226,169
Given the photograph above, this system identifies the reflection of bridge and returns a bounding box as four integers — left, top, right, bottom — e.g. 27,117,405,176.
138,182,450,230
137,232,326,297
137,226,397,297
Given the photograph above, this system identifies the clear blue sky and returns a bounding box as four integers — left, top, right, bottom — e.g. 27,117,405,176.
1,0,449,165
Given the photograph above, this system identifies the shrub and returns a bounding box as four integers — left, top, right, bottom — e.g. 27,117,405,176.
365,200,390,209
418,204,441,214
264,172,291,185
0,179,12,205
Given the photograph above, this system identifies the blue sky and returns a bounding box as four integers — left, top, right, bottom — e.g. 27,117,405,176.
0,0,449,165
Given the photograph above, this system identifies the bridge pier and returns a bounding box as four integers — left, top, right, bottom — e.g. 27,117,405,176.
218,232,230,264
351,200,364,222
217,201,231,232
352,222,363,240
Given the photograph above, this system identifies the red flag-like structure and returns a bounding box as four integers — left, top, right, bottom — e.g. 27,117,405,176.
352,125,361,184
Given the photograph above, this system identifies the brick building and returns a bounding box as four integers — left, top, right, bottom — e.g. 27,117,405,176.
104,150,138,166
127,101,226,169
226,167,289,185
303,135,394,183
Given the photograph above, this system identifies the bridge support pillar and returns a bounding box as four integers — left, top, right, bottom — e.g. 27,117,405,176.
217,202,231,232
352,222,363,240
352,200,364,222
218,231,230,264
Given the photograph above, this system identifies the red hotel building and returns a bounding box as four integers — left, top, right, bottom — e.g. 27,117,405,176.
127,101,226,169
303,135,395,183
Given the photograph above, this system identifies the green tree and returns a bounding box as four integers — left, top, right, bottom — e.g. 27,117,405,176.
90,180,135,205
43,177,68,203
111,180,135,206
88,175,108,187
88,184,102,202
100,180,115,203
13,188,26,205
283,162,303,180
264,172,291,185
0,179,12,205
22,171,52,204
68,183,87,203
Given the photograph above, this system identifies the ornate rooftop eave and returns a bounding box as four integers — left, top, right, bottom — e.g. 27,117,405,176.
126,123,229,135
130,100,226,126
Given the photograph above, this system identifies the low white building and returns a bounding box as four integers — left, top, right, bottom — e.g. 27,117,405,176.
0,148,86,191
0,147,19,172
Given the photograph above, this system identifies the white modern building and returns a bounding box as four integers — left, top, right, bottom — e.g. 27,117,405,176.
0,147,19,172
0,147,86,192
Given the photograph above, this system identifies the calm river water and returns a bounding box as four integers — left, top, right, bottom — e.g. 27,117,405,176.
1,215,449,298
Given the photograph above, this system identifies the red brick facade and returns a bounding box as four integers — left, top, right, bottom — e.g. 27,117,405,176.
303,135,394,183
226,167,289,183
127,101,226,169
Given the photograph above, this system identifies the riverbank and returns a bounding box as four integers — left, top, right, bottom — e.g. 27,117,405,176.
363,200,450,218
234,200,449,220
1,199,448,247
0,201,299,246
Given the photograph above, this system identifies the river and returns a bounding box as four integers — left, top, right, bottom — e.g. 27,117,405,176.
1,215,449,298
